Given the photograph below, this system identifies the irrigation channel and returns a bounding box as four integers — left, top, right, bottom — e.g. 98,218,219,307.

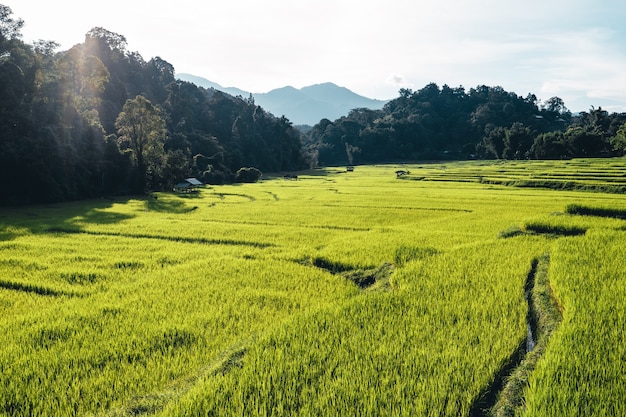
525,273,537,354
471,255,561,416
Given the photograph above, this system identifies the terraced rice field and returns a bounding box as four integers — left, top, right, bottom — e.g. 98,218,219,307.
1,158,625,416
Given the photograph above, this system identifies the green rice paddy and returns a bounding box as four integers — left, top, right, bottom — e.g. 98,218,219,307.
1,159,625,416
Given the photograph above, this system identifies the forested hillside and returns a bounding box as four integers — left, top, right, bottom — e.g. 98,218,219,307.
3,4,626,205
304,85,626,166
0,6,306,204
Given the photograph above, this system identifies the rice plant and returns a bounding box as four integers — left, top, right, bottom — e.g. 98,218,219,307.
1,159,625,416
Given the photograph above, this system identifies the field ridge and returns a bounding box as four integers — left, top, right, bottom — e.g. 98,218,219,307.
46,227,273,248
490,254,563,416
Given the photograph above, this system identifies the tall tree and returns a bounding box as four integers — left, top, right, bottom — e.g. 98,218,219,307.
0,4,23,51
610,122,626,155
502,123,536,159
115,95,166,192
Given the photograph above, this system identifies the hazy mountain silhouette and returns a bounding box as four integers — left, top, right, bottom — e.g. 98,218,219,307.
176,73,388,125
176,73,249,98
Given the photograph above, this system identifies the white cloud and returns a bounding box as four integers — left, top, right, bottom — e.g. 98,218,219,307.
9,0,626,111
385,74,413,89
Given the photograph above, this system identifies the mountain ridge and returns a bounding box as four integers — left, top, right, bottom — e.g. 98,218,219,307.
176,73,388,125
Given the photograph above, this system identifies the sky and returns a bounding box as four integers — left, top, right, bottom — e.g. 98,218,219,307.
8,0,626,112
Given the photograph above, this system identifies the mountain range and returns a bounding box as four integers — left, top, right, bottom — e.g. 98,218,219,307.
176,73,389,126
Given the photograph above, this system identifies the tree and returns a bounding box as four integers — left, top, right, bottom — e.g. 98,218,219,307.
235,167,262,183
502,123,536,159
563,126,607,158
610,122,626,155
542,96,568,114
115,95,167,192
480,127,506,159
58,45,109,121
146,56,175,103
0,5,23,52
85,27,128,58
530,132,567,159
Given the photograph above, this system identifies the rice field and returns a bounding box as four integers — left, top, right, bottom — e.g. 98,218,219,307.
1,158,625,416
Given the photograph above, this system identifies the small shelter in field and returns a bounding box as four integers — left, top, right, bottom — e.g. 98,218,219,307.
174,177,203,193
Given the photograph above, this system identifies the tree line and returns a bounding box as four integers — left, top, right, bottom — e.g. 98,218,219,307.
0,6,306,204
3,5,626,205
303,84,626,166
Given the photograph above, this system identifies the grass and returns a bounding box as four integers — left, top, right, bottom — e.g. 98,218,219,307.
519,231,626,416
565,203,626,219
490,254,563,417
400,159,626,193
1,158,626,416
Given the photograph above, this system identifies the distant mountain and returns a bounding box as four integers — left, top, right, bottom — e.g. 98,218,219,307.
175,73,249,98
176,73,388,125
254,82,388,126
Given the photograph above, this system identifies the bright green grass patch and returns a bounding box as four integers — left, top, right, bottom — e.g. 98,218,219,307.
1,159,626,416
0,255,358,416
160,239,545,417
521,231,626,416
403,158,626,193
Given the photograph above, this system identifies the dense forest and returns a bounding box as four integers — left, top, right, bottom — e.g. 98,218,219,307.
2,5,626,204
305,86,626,166
0,6,306,204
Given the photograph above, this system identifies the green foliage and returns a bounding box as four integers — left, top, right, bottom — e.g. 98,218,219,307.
530,131,568,159
563,126,609,157
0,5,24,48
116,95,167,192
306,84,576,165
610,121,626,154
502,122,536,159
0,14,308,204
305,84,626,166
234,167,263,183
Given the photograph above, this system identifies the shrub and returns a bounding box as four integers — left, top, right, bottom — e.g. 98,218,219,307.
235,167,263,183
